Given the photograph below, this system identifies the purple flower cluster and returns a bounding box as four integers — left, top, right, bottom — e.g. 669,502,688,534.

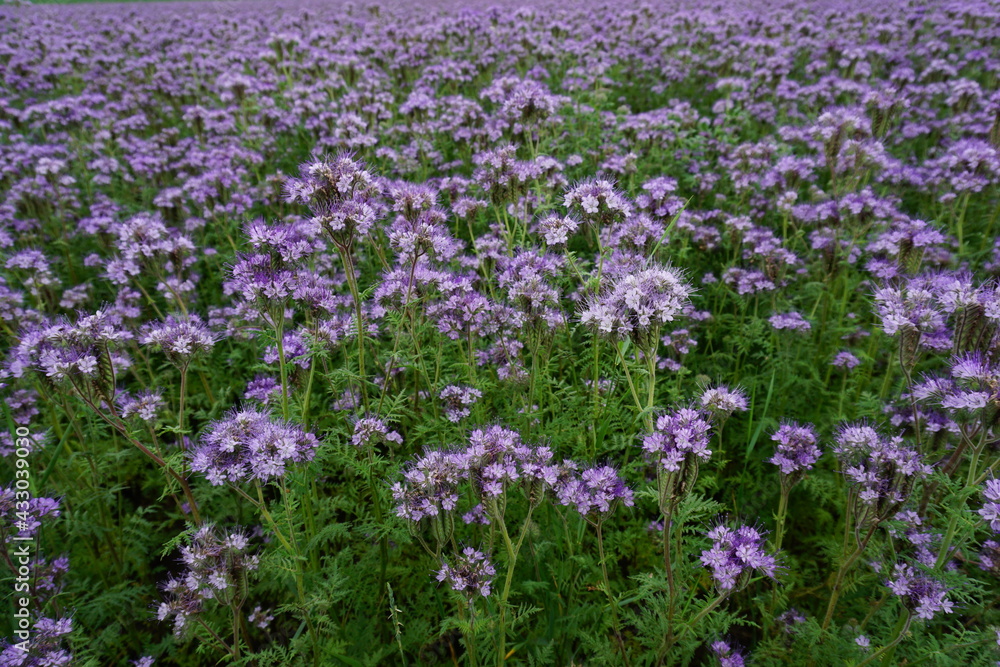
769,421,821,485
190,408,320,485
284,153,381,252
642,407,713,512
834,423,930,527
117,390,165,424
700,523,779,592
157,525,259,637
394,425,632,525
699,385,749,421
769,311,811,332
885,563,954,620
711,639,746,667
0,487,60,543
554,464,635,521
140,314,216,368
351,417,403,449
439,385,483,423
436,547,496,600
579,263,694,349
979,479,1000,532
0,617,73,666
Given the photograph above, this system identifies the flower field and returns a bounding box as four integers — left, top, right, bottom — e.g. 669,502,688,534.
1,0,999,664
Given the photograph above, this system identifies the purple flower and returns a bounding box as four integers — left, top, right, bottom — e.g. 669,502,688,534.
832,350,861,369
190,408,320,485
643,407,713,513
117,390,165,423
711,639,745,667
0,616,73,666
834,423,930,528
140,314,216,368
769,311,811,331
1,488,61,543
248,606,274,630
979,479,1000,532
393,449,465,523
699,385,749,420
769,421,822,484
284,153,381,251
351,417,403,448
436,547,496,599
536,214,580,246
554,464,634,520
440,385,483,423
563,178,632,225
885,562,954,620
979,539,1000,575
579,263,694,349
244,375,281,405
157,524,259,637
700,522,779,592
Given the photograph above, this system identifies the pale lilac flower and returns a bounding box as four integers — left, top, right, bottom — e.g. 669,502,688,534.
140,314,216,368
699,385,749,420
248,606,274,630
536,214,580,246
118,390,165,423
555,464,634,520
157,525,259,637
834,422,930,527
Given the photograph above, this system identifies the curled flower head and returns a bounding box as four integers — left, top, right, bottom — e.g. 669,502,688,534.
563,178,632,225
157,524,259,637
0,616,73,666
436,547,496,600
117,389,165,423
700,522,779,592
643,406,713,513
440,385,483,423
392,448,465,523
284,152,381,250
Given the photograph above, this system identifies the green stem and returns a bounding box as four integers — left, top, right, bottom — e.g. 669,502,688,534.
822,523,877,631
341,248,370,411
596,519,630,667
496,504,535,666
275,318,290,421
